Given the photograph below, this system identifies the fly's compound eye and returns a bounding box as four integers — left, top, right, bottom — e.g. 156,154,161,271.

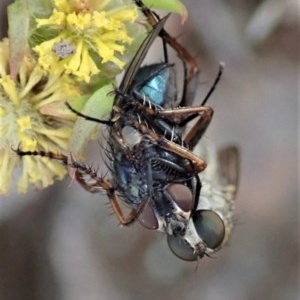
138,203,159,230
167,235,198,261
165,184,194,212
167,210,226,261
193,210,225,250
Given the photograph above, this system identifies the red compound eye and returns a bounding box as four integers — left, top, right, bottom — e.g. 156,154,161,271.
138,203,159,230
165,184,194,212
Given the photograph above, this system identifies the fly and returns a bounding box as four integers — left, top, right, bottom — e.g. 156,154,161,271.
167,143,239,260
15,0,239,262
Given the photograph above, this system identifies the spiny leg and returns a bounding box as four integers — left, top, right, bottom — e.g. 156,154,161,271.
156,107,213,154
151,105,214,150
111,100,208,172
14,147,68,164
14,147,106,193
115,90,212,144
14,147,142,226
157,63,224,149
109,192,140,225
128,120,207,172
155,105,212,118
156,62,224,120
64,157,146,225
152,105,214,150
120,95,213,148
72,161,145,225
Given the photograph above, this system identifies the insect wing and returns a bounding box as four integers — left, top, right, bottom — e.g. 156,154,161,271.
217,146,239,198
119,16,169,94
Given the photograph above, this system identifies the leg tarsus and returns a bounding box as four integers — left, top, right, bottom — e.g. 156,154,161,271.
14,146,68,164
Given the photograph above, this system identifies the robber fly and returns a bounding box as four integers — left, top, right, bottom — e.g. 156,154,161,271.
16,1,239,261
167,142,239,261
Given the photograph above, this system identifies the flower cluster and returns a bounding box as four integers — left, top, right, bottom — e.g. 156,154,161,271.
33,0,139,82
0,38,80,194
0,0,146,195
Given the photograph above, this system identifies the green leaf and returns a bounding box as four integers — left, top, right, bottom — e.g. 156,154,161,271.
143,0,188,21
69,83,115,157
7,0,53,78
8,0,30,79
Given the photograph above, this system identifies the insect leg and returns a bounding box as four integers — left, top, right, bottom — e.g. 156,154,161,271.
154,63,224,149
182,107,214,150
15,147,146,225
71,159,146,225
129,120,207,172
200,63,224,107
109,192,141,225
66,102,114,126
115,91,212,146
156,62,224,118
14,147,111,193
14,147,68,164
151,105,214,150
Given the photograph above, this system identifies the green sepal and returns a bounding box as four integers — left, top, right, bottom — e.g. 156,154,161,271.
69,82,115,157
143,0,188,21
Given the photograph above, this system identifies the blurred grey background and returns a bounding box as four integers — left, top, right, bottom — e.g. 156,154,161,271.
0,0,298,299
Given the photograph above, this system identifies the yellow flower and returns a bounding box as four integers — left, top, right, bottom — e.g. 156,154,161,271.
33,0,140,83
0,38,80,195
